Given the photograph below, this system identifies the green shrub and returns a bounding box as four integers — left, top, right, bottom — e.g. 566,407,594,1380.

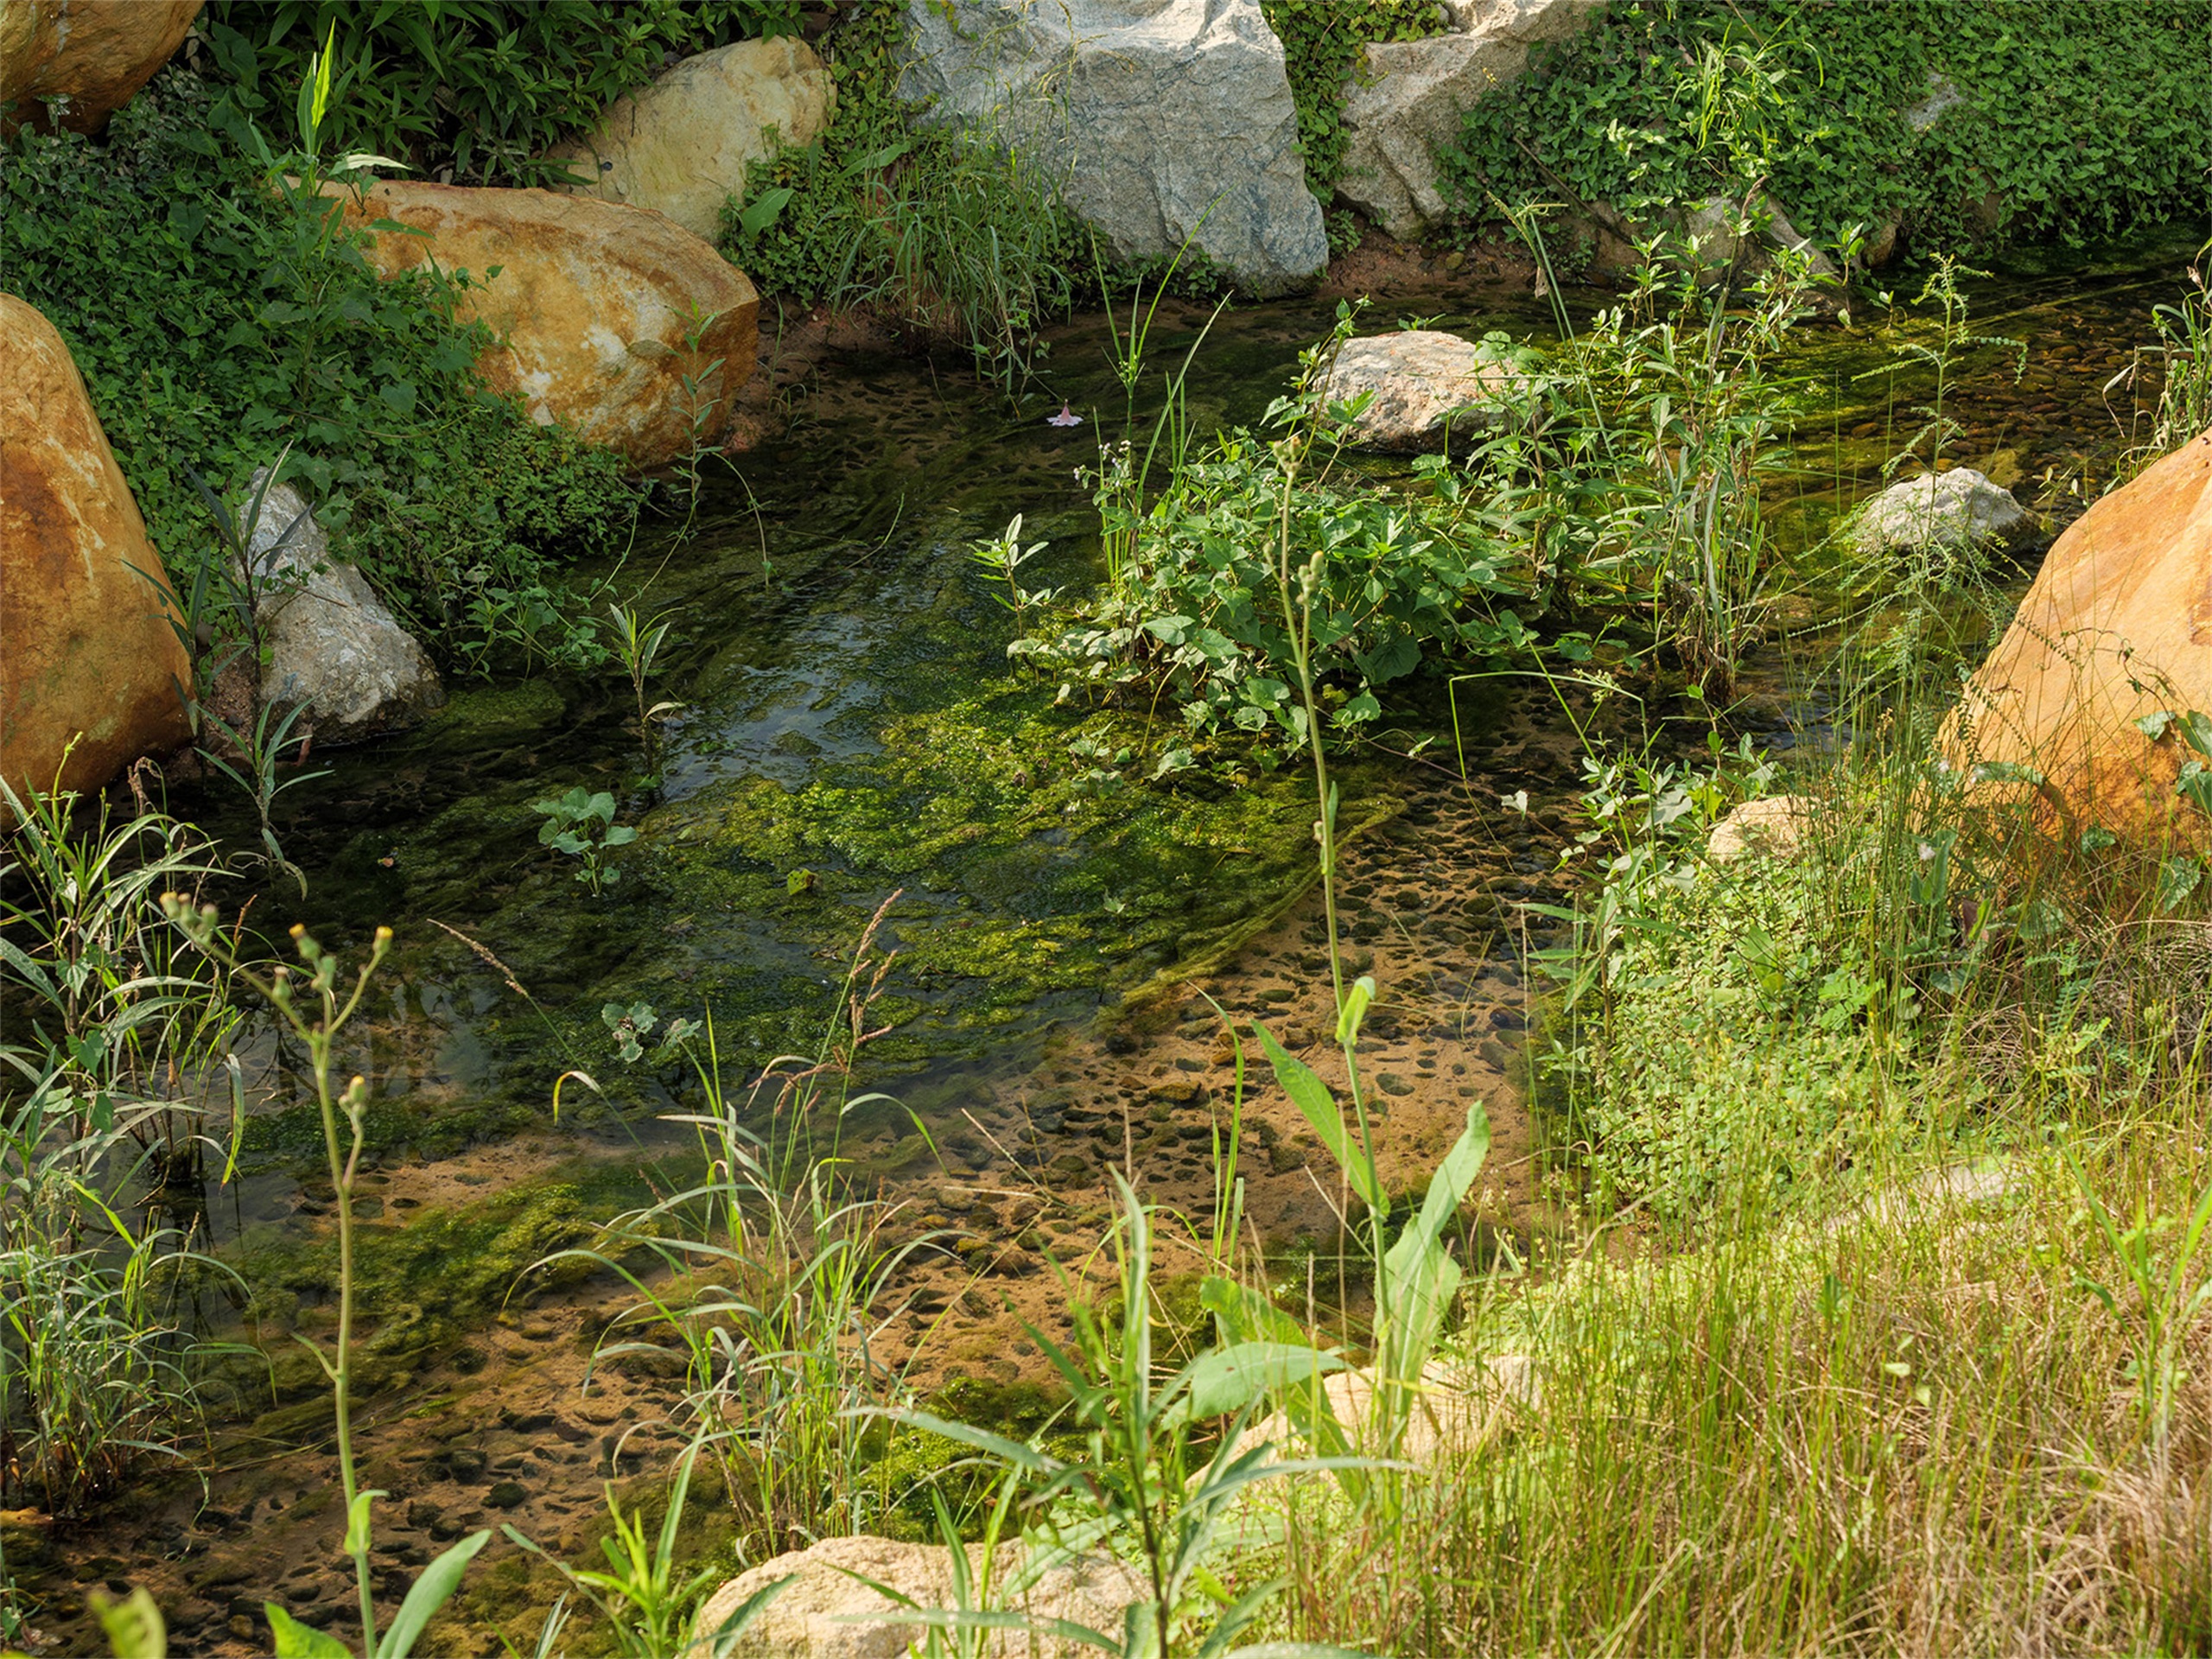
1561,825,1910,1217
1442,0,2212,263
1017,315,1539,761
200,0,802,188
0,72,636,672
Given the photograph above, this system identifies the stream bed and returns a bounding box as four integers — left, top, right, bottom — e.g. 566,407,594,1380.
23,232,2204,1656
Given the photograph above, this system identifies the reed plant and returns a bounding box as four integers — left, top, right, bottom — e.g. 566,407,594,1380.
543,894,937,1560
2121,239,2212,470
0,769,255,1519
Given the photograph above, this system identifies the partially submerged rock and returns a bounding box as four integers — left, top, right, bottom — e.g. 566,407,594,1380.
1707,796,1813,865
0,0,201,135
1322,330,1527,452
1,292,192,809
690,1534,1143,1659
338,181,759,467
1849,467,2037,558
899,0,1325,296
244,480,442,743
1236,1356,1541,1465
550,37,835,242
1336,0,1605,242
1944,428,2212,849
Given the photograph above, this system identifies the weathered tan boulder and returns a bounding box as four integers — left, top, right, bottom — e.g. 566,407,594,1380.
1235,1356,1541,1465
0,0,201,135
1,294,193,807
1322,330,1528,452
1945,429,2212,849
550,36,834,242
338,181,759,467
690,1535,1143,1659
1708,796,1812,865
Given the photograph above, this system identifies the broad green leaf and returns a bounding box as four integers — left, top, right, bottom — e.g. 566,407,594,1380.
1200,1280,1355,1462
2178,710,2212,758
343,1488,384,1557
702,1572,797,1659
1382,1103,1490,1382
1335,975,1375,1046
2153,855,2203,914
268,1604,352,1658
1253,1023,1381,1210
1183,1340,1343,1420
92,1589,166,1659
737,185,794,238
376,1529,489,1658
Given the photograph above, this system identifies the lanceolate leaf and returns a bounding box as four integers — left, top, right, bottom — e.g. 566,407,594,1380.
1254,1022,1382,1210
376,1529,490,1658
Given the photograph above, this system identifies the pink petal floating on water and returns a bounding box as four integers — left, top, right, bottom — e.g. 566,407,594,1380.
1046,401,1083,428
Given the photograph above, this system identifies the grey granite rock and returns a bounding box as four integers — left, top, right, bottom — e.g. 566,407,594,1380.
1336,0,1604,241
1849,467,2037,558
245,479,442,741
900,0,1325,295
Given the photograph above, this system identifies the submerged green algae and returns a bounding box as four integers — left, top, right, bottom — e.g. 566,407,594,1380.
642,678,1355,1062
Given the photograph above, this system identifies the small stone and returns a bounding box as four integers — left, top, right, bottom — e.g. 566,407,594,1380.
443,1447,487,1481
1849,467,2037,557
1707,795,1812,865
1322,331,1529,453
404,1499,442,1531
486,1482,528,1510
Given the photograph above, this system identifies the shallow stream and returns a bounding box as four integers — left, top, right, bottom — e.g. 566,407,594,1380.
29,230,2205,1655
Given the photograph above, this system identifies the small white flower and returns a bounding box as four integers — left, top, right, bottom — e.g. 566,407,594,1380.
1917,842,1938,861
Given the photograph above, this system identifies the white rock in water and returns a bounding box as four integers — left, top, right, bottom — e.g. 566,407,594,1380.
899,0,1325,296
1322,330,1527,452
1849,467,2036,556
245,479,442,741
690,1534,1143,1659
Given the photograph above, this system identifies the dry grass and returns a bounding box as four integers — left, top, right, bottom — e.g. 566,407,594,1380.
1251,1098,2210,1653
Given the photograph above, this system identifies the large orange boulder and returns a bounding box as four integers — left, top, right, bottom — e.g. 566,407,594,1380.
1,0,201,136
337,181,758,467
1,294,194,807
1946,429,2212,849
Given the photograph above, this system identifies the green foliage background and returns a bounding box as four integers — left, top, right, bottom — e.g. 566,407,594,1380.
0,74,636,671
200,0,802,187
1442,0,2212,259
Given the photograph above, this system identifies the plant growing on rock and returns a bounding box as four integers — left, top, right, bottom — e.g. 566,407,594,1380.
1031,308,1529,757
